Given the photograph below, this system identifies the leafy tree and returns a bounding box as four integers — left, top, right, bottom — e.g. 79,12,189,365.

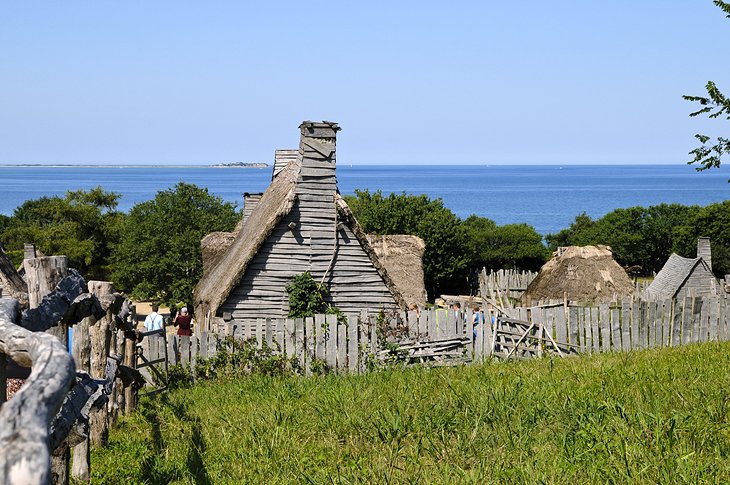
683,1,730,173
344,190,470,298
463,216,549,272
544,203,730,276
0,187,123,278
109,183,239,306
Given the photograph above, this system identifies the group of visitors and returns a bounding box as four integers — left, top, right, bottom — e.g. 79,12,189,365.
143,303,194,336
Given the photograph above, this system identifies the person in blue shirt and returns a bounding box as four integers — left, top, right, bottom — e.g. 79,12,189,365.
144,304,164,332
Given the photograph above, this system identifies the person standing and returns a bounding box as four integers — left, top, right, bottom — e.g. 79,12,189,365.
144,304,164,333
173,307,193,336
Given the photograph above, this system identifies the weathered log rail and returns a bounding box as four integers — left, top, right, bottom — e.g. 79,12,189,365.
0,297,75,485
0,262,143,485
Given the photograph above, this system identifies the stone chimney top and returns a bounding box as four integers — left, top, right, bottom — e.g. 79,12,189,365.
697,237,712,271
299,121,340,139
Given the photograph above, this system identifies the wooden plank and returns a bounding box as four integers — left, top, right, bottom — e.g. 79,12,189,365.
474,310,484,360
326,314,338,371
274,319,285,353
591,307,600,353
543,307,553,346
555,306,567,346
418,310,428,340
670,299,681,346
285,318,296,359
407,310,418,340
295,318,305,367
337,319,347,373
610,306,620,351
447,310,458,339
190,336,198,375
167,336,177,366
659,300,670,347
719,295,726,341
180,336,190,368
695,298,710,342
305,317,314,375
647,300,656,348
631,300,642,350
255,318,264,348
369,315,378,356
266,318,274,349
720,294,728,341
600,304,610,352
347,315,359,373
638,300,647,348
708,296,719,341
428,310,439,340
199,332,209,360
682,296,693,345
569,307,580,350
315,314,326,362
621,300,631,352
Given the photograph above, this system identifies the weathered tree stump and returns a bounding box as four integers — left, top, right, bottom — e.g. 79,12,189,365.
87,281,115,447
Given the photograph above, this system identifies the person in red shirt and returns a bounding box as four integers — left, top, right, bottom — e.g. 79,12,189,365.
173,307,193,336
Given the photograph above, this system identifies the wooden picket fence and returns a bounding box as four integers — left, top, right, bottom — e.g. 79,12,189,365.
142,309,474,376
495,294,730,353
138,294,730,378
479,268,538,307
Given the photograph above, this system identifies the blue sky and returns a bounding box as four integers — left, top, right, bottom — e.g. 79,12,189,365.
0,1,727,165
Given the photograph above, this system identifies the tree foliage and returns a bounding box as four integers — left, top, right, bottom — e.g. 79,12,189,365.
463,216,549,272
0,187,123,278
345,190,549,298
546,202,730,276
345,190,470,297
683,1,730,173
109,183,239,306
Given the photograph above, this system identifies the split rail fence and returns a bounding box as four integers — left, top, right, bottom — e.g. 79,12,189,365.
141,293,730,376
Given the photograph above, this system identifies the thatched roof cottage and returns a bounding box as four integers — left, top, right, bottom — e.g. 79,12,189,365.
194,121,408,329
645,237,718,300
523,245,634,305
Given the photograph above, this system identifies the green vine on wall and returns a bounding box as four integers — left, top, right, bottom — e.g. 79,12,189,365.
286,272,346,324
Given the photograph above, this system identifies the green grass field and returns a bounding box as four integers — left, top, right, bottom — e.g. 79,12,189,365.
91,343,730,484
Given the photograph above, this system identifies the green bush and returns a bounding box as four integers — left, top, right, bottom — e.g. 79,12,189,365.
195,336,300,380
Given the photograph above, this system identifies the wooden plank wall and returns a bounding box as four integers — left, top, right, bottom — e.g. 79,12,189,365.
156,294,730,376
479,268,538,301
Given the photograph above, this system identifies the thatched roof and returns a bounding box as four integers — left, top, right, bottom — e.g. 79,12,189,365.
645,254,715,300
523,245,634,304
194,122,406,324
193,156,301,324
366,234,427,308
200,232,238,277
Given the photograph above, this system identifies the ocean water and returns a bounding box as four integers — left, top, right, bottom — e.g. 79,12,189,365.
0,164,728,235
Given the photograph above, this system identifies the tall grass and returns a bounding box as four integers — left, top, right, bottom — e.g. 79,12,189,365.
91,342,730,483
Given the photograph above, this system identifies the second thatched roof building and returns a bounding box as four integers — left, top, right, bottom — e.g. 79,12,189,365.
522,245,635,305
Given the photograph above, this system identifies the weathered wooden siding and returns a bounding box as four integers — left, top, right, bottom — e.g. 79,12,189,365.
219,124,398,321
677,264,718,299
242,193,262,225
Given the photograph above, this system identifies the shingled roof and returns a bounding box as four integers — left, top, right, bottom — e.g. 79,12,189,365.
645,253,714,300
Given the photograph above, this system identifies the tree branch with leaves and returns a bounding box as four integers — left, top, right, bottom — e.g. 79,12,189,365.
683,1,730,172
